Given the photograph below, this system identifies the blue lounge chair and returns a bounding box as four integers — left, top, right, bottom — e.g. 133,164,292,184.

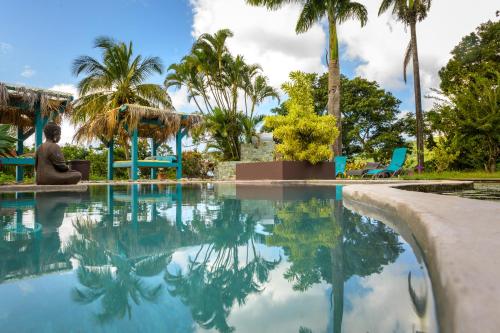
334,156,347,178
365,147,407,177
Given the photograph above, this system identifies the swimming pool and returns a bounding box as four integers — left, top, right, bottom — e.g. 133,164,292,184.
0,184,437,333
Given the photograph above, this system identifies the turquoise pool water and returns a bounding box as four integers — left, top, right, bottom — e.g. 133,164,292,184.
0,184,437,333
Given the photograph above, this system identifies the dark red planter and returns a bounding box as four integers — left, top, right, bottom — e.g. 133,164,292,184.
236,160,335,180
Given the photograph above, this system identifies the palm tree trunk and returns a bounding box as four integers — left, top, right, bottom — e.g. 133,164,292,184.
328,13,342,157
410,21,425,173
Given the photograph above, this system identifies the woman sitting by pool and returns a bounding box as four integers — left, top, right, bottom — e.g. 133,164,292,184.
35,122,82,185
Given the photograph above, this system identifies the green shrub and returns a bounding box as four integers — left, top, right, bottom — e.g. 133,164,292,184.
265,71,338,164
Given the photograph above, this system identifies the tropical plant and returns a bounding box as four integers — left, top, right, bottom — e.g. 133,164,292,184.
166,29,278,161
246,0,368,157
0,124,16,157
428,71,500,172
265,71,338,164
378,0,432,173
71,36,172,146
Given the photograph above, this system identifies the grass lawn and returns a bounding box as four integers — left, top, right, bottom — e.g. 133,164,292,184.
401,170,500,180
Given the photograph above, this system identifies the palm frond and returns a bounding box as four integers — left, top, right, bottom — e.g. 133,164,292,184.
403,40,413,83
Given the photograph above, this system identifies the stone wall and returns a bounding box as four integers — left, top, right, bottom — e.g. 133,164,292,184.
214,140,276,180
240,141,275,162
214,161,240,180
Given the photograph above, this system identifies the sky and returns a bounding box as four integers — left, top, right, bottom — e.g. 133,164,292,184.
0,0,497,144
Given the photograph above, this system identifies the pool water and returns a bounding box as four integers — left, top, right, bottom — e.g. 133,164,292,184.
0,184,437,333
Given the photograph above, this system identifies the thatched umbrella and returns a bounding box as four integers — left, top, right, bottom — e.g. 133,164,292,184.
0,82,73,128
73,103,202,144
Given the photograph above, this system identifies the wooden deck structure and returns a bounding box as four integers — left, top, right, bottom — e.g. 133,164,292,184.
107,104,201,181
0,82,73,182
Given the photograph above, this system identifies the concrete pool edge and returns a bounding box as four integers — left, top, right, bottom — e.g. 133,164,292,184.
343,181,500,333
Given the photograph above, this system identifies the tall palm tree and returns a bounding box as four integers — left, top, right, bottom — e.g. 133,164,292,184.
72,36,172,144
246,0,368,156
379,0,431,173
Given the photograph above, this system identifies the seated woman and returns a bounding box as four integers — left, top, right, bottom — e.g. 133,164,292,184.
35,122,82,185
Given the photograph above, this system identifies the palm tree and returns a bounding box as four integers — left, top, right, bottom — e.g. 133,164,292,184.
379,0,432,173
72,36,172,144
246,0,368,157
166,29,278,160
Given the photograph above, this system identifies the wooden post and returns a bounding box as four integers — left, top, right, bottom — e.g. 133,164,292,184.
34,104,43,149
16,127,24,182
131,128,139,181
176,130,182,180
107,139,114,181
150,139,157,180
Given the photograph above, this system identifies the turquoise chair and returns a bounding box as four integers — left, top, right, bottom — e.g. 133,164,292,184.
334,156,347,178
365,147,407,177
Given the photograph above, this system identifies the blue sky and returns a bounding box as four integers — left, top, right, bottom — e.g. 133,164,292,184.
1,0,496,132
0,0,193,88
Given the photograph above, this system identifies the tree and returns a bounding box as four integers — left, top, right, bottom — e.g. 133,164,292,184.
341,75,409,162
379,0,432,173
439,20,500,96
246,0,368,157
166,29,278,160
428,71,500,172
72,36,171,146
428,20,500,172
270,73,411,162
264,71,338,164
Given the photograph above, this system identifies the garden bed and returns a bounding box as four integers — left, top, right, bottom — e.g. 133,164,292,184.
236,161,335,180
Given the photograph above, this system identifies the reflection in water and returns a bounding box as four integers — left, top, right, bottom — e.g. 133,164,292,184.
0,184,437,332
165,198,280,333
269,195,403,333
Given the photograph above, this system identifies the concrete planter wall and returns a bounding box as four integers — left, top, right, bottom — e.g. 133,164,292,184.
236,161,335,180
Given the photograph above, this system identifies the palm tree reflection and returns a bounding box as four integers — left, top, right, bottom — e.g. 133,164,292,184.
66,218,171,323
165,199,280,333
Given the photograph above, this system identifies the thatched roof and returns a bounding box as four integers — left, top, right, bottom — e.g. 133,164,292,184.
73,103,202,144
0,82,73,127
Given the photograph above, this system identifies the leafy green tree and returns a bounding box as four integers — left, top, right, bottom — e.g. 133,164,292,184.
341,76,409,162
72,36,171,148
429,71,500,172
428,20,500,172
378,0,432,173
439,20,500,95
246,0,368,157
270,73,410,162
265,71,338,164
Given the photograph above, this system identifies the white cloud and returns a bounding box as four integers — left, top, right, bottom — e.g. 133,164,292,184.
0,42,12,54
339,0,498,108
20,65,36,78
50,84,78,145
189,0,326,88
169,86,197,113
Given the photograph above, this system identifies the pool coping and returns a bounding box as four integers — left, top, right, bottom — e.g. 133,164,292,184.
342,181,500,333
0,178,462,193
